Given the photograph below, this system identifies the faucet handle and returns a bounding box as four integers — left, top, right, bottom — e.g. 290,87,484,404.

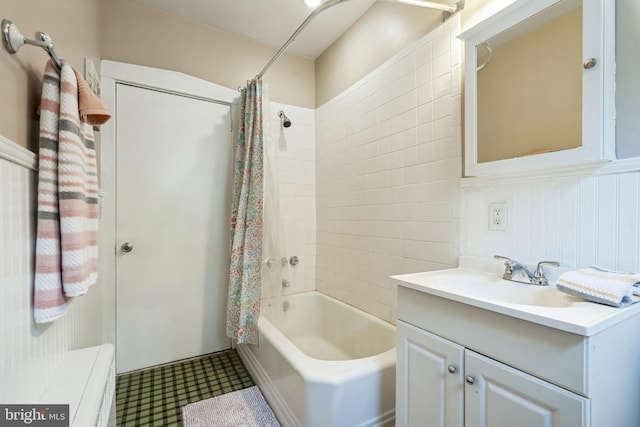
532,261,560,285
535,260,560,273
494,255,512,263
494,255,516,269
494,255,515,279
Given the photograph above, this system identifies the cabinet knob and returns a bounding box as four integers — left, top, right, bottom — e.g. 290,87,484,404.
120,242,134,253
465,375,476,385
583,57,597,69
447,365,457,374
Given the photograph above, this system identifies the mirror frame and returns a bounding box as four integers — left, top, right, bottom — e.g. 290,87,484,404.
459,0,615,178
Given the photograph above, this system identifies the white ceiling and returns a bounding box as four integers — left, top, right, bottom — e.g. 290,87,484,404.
131,0,377,59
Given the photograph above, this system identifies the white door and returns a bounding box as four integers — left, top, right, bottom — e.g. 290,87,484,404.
396,321,464,427
465,350,589,427
115,83,232,373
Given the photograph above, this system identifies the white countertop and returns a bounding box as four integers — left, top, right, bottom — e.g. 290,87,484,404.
391,256,640,336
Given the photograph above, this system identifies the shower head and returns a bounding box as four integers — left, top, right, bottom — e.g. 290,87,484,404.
278,110,292,128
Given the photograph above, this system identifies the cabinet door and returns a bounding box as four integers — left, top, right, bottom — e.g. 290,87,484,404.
465,350,589,427
396,321,464,427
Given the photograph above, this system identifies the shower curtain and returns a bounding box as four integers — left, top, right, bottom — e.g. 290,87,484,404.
226,78,266,345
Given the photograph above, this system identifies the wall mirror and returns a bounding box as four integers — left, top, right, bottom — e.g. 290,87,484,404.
459,0,615,178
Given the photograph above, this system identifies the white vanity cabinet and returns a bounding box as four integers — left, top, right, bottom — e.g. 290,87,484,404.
396,321,464,426
396,321,588,427
395,282,640,427
464,350,588,427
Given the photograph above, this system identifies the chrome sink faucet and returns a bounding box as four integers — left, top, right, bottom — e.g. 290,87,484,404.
494,255,559,286
494,255,534,281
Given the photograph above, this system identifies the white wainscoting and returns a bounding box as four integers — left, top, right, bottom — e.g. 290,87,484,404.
0,136,103,403
461,167,640,272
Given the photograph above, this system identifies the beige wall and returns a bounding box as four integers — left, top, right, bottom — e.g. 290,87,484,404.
0,0,502,149
314,0,517,108
315,2,443,107
461,0,517,32
101,0,315,109
0,0,102,151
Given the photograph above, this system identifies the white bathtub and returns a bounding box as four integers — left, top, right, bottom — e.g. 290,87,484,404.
237,291,396,427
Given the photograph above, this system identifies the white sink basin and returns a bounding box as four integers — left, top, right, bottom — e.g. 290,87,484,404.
391,256,640,336
432,274,573,308
487,284,573,307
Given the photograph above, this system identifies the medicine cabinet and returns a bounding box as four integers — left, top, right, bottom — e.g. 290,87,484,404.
459,0,615,178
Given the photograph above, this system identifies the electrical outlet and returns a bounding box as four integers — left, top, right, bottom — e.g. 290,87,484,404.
489,202,507,231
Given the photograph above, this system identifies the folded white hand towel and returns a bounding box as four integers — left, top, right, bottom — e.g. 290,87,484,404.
556,267,640,307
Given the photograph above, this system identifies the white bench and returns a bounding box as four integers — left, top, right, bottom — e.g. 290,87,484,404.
39,344,115,427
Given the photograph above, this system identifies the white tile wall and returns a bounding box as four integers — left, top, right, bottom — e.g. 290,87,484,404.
264,102,316,298
315,18,462,323
461,169,640,272
0,141,104,403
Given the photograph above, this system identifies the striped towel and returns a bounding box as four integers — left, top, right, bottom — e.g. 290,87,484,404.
556,266,640,308
34,60,100,323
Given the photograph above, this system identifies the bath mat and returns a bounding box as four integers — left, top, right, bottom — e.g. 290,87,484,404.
182,386,280,427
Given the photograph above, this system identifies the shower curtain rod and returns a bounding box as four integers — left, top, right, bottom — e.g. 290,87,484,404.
256,0,464,79
2,19,64,69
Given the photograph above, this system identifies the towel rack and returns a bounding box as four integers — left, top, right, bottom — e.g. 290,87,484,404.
2,19,64,69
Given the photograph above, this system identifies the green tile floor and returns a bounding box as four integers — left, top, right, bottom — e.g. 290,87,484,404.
116,349,255,426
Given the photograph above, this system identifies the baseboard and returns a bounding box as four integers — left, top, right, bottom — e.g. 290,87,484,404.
357,408,396,427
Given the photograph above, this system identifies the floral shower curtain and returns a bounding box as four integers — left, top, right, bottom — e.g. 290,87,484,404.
226,78,265,345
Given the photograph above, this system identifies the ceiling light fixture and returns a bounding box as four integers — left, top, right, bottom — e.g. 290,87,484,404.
304,0,322,8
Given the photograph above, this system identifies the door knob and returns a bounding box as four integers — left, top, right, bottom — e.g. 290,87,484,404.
120,242,134,253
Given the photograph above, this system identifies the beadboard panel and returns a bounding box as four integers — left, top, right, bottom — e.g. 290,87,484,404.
0,151,103,403
315,17,462,323
461,171,640,272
